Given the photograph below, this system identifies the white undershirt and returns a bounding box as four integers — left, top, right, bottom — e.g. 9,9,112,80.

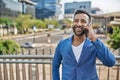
72,40,85,62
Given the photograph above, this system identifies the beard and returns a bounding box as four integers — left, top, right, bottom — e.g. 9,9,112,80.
72,26,85,37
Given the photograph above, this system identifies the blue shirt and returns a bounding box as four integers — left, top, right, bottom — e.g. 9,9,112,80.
52,36,116,80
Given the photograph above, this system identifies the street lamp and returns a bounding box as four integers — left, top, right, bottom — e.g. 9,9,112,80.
47,33,51,44
18,0,25,14
32,25,36,43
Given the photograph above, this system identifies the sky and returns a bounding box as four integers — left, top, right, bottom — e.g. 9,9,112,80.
60,0,120,13
59,0,120,19
15,0,120,19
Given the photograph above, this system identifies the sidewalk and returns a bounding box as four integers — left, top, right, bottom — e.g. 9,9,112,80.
0,30,65,40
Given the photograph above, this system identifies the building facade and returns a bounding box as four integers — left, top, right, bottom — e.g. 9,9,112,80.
0,0,35,17
32,0,62,19
0,0,22,17
64,1,91,20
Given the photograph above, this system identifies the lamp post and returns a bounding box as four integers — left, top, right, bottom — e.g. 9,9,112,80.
18,0,25,14
32,26,36,43
22,1,25,14
47,33,51,44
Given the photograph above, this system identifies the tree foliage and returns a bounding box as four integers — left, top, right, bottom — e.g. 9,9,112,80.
0,17,14,29
16,14,32,34
107,26,120,50
0,39,20,55
32,19,46,29
16,14,48,33
0,17,12,25
63,19,72,28
44,18,59,28
1,15,60,34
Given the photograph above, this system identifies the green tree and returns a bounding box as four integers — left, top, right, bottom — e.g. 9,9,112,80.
0,17,12,25
63,19,72,28
0,40,6,54
32,19,46,29
0,39,20,55
107,26,120,53
0,17,15,35
44,18,59,28
16,14,32,34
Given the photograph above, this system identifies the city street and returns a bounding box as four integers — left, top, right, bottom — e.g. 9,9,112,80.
0,29,107,48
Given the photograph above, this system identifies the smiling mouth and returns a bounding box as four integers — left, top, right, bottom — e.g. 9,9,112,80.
76,30,82,34
76,28,82,32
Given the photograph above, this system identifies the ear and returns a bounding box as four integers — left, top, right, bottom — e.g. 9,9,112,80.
72,24,75,28
89,17,93,25
87,22,92,27
89,23,92,26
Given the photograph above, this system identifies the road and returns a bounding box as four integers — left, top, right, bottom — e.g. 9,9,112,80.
2,30,67,44
0,29,107,48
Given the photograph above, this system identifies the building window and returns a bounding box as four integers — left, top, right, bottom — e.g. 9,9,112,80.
80,6,82,8
83,6,86,9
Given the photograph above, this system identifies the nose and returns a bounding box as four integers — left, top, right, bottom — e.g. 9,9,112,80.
75,21,83,27
73,24,83,29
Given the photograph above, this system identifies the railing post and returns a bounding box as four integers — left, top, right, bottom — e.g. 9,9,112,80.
0,64,3,80
9,63,14,80
116,54,120,80
3,59,8,80
15,51,20,80
50,48,52,80
107,67,110,80
116,66,119,80
35,49,40,80
22,49,26,80
98,65,101,80
28,49,32,80
42,49,46,80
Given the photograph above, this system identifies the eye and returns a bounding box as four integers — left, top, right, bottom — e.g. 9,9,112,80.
73,19,79,23
81,19,87,23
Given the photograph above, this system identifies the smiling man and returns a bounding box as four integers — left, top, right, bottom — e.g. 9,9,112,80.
52,9,116,80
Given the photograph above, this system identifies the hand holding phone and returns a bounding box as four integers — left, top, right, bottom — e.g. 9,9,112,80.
84,28,89,37
84,23,90,37
84,23,97,41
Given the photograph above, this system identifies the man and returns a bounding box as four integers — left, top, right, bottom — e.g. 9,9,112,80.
52,9,116,80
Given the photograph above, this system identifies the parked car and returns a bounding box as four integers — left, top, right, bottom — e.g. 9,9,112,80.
21,42,35,48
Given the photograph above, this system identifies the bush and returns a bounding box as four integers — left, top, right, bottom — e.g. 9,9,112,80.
107,26,120,50
0,39,20,55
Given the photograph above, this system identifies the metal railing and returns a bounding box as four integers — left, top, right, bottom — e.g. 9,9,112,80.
0,55,120,80
0,55,53,80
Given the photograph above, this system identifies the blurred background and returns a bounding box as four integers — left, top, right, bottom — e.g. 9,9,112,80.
0,0,120,80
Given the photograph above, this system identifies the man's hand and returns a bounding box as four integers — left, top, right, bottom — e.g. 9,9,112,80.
84,23,97,42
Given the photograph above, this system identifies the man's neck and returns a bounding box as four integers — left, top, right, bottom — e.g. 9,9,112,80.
72,35,86,46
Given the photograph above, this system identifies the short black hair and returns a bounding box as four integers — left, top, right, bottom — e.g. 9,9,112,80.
74,9,91,23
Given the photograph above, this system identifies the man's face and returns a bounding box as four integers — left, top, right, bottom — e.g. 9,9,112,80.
73,13,89,36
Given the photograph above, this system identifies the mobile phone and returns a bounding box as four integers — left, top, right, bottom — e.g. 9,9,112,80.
84,28,89,37
84,23,90,37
